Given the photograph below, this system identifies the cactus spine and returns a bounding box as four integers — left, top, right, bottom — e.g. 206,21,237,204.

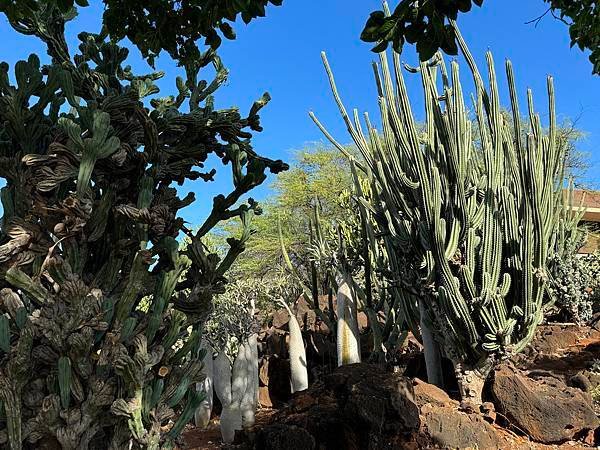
313,16,567,402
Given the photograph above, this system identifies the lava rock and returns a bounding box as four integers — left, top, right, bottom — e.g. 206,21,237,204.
491,363,599,444
255,424,316,450
420,404,501,449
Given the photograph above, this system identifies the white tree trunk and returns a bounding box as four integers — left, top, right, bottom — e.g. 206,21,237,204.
280,300,308,393
240,334,259,428
194,340,214,429
337,279,361,366
213,351,242,444
219,405,242,444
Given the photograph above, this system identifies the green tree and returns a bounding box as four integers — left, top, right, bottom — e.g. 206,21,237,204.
362,0,600,74
223,145,359,279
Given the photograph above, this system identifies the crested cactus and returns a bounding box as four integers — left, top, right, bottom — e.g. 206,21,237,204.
0,2,286,448
313,13,568,402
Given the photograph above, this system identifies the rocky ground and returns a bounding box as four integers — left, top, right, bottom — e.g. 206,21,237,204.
182,324,600,450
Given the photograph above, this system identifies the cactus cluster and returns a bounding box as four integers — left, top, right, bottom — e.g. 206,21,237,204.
546,186,600,323
313,16,569,402
0,4,286,449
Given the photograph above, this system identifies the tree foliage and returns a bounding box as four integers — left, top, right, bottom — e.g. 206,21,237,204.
223,145,359,279
362,0,600,74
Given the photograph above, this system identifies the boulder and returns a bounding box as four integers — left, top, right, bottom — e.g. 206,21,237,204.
411,377,454,408
255,424,316,450
490,363,599,444
255,363,508,450
420,404,501,449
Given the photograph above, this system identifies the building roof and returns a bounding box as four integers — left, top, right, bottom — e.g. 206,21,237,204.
572,189,600,223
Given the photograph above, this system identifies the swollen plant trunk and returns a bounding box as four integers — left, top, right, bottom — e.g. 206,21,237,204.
453,360,493,405
280,300,308,393
240,334,259,428
419,300,444,388
219,405,242,444
194,340,214,429
336,280,361,366
213,351,242,444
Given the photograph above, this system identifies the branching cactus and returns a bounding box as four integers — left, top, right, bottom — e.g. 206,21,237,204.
0,2,286,449
312,15,568,403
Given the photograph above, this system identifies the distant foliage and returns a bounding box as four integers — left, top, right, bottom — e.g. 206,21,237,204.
204,274,296,356
222,146,360,279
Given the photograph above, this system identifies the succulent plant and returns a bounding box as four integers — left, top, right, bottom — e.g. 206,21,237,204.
312,15,569,403
0,3,286,449
276,298,308,393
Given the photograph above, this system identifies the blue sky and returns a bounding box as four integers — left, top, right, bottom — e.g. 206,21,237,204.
1,0,599,227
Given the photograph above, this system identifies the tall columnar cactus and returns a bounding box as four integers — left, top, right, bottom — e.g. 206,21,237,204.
0,2,286,449
312,17,567,403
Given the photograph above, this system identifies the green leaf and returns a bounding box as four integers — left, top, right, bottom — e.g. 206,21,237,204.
416,34,439,62
372,40,389,54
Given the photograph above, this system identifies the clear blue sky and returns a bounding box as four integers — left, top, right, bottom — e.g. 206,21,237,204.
1,1,599,227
